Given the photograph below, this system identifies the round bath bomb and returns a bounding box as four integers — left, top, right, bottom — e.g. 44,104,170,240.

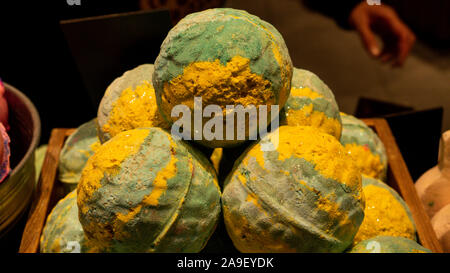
222,125,365,253
280,68,342,139
97,64,170,143
353,176,416,244
348,236,431,253
40,190,88,253
340,113,387,180
153,8,293,148
59,119,100,192
77,127,221,252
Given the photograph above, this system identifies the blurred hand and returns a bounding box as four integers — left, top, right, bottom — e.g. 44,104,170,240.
349,2,416,66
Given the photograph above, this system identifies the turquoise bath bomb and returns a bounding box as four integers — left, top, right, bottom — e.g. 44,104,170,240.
348,236,431,253
222,126,364,253
58,119,100,192
77,127,221,252
40,190,87,253
153,8,293,148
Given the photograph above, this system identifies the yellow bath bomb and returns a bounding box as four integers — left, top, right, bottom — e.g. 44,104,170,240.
280,68,342,139
353,176,416,244
97,64,170,143
340,113,387,180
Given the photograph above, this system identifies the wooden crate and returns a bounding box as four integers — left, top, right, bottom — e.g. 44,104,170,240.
18,119,444,253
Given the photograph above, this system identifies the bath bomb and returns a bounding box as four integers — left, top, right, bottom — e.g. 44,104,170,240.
222,125,364,252
0,80,9,130
280,68,342,139
340,113,387,180
153,8,293,148
77,127,221,252
0,123,10,183
40,190,88,253
353,176,416,244
431,203,450,252
348,236,431,253
58,119,100,192
97,64,170,143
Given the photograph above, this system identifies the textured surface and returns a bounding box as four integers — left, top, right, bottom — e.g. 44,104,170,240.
354,176,416,244
280,68,342,139
340,113,387,180
348,235,431,253
40,190,87,253
153,8,293,147
97,64,170,143
222,125,364,253
77,127,221,252
58,119,100,191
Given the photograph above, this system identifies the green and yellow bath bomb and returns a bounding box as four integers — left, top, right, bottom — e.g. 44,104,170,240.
97,64,170,143
222,125,365,253
340,113,387,180
348,236,431,253
40,190,88,253
280,68,342,139
153,8,293,148
59,119,100,192
77,127,221,253
353,176,416,244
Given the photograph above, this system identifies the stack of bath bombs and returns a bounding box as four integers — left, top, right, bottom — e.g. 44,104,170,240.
40,7,429,253
0,80,10,183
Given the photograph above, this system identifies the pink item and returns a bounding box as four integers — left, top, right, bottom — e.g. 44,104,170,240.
0,122,11,183
0,79,9,130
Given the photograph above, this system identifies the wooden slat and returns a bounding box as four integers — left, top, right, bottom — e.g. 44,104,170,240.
362,118,443,253
18,128,75,253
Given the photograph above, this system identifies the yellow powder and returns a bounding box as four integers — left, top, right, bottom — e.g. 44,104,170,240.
344,143,384,179
283,104,342,139
161,56,274,120
290,87,323,99
89,141,101,152
274,126,362,199
102,82,169,138
354,185,415,244
77,129,149,215
210,148,223,173
245,143,267,170
316,192,352,233
143,153,178,206
228,13,290,107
